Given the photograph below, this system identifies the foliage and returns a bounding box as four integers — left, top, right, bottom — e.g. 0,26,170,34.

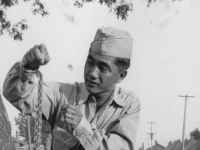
190,128,200,140
74,0,133,20
14,112,52,148
0,0,48,41
0,0,184,41
0,95,15,150
146,0,182,7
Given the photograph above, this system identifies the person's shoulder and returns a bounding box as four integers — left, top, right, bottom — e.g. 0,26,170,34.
58,82,84,91
116,87,140,107
120,87,139,101
58,82,77,88
44,81,85,91
43,81,81,92
117,87,141,113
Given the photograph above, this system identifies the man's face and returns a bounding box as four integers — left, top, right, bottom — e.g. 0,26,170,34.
84,50,122,95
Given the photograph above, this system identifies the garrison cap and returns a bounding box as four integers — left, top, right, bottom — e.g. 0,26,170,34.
90,27,133,59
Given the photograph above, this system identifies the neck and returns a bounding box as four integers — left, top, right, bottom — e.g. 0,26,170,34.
93,88,114,107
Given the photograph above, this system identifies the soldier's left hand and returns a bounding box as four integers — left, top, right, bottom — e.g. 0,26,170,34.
62,104,83,130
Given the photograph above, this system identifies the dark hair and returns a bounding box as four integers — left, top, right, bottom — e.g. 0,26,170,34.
114,57,130,71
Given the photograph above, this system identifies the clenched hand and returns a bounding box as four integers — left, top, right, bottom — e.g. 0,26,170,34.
22,44,50,69
62,104,83,131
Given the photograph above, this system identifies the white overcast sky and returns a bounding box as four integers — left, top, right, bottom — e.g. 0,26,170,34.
0,0,200,149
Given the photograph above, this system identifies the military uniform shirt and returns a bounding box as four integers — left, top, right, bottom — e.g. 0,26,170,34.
3,62,140,150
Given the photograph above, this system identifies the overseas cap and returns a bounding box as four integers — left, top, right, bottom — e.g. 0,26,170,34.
90,27,133,59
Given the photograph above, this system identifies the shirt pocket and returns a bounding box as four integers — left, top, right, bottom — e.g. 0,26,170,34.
53,111,79,147
53,125,79,147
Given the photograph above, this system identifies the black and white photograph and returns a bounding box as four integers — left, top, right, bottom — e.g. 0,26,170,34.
0,0,200,150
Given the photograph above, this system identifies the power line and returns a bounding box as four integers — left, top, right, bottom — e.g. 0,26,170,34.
178,95,195,150
147,122,156,150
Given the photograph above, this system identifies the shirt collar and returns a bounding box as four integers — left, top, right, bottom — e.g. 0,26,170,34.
78,83,125,107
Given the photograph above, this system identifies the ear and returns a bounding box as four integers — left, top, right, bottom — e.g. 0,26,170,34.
117,70,127,83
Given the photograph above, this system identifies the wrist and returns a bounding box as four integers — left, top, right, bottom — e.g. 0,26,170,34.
24,63,39,71
19,62,36,81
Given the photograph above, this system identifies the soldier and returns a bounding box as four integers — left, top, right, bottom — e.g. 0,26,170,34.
3,27,140,150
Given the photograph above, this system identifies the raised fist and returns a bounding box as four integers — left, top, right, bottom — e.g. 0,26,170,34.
22,44,50,70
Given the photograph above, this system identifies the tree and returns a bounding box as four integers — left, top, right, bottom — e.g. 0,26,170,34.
0,0,183,41
14,112,52,149
0,94,15,150
190,128,200,140
0,0,48,41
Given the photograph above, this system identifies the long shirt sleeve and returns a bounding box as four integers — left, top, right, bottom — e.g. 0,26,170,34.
3,62,62,124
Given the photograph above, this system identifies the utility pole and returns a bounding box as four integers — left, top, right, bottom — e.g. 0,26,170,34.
147,122,156,150
178,95,195,150
27,116,32,150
